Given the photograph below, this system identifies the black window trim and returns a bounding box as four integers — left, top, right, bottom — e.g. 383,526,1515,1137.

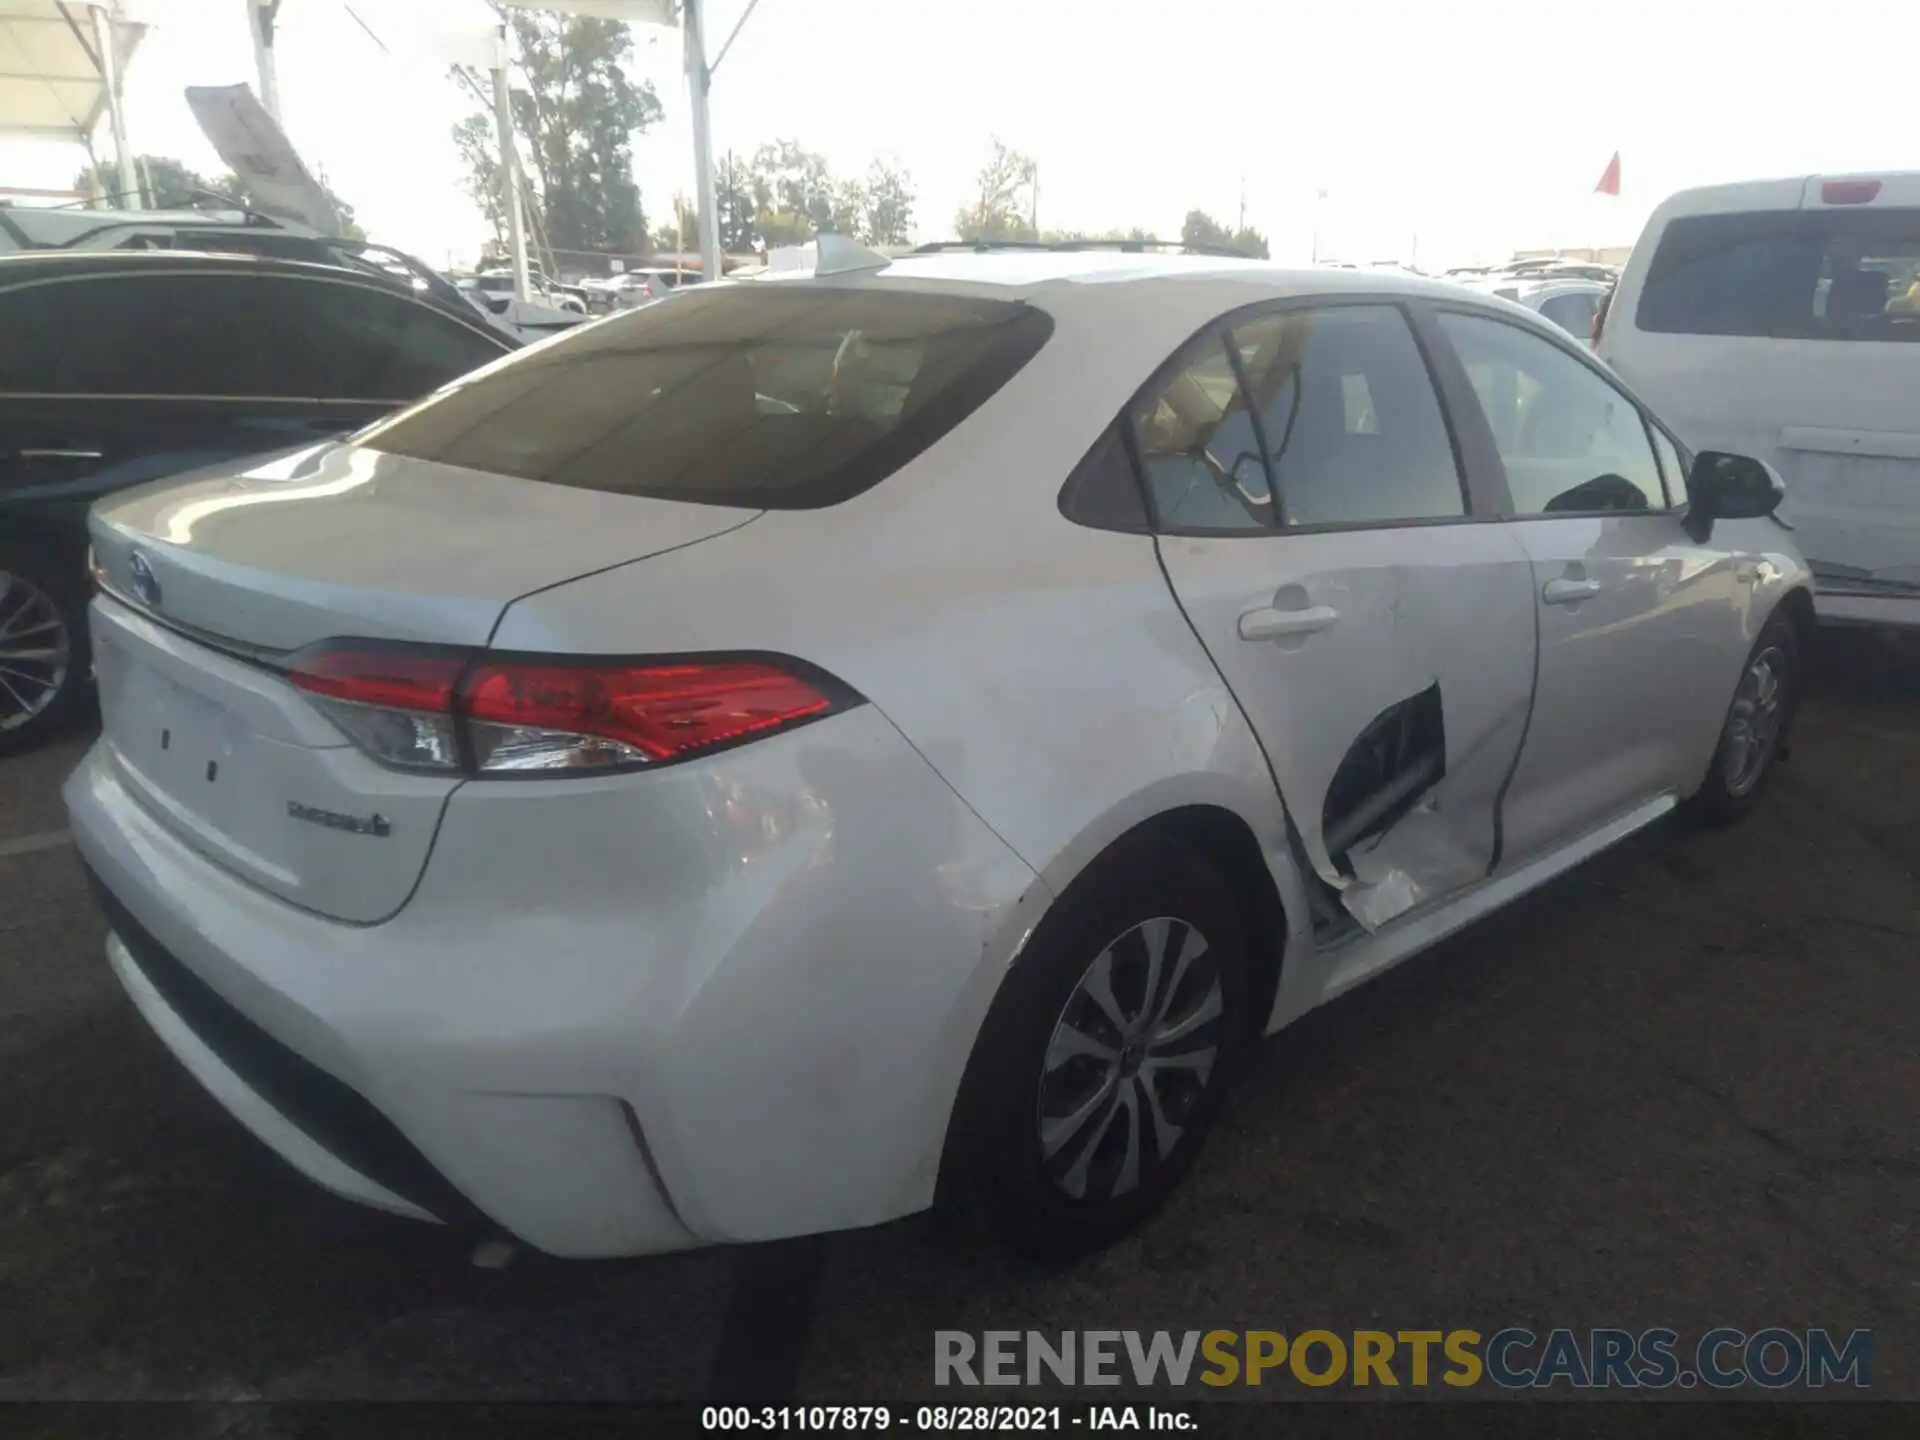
1425,302,1686,521
1080,293,1500,541
0,267,511,403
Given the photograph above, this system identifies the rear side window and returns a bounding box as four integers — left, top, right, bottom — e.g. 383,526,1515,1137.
247,277,507,400
361,287,1053,508
1637,209,1920,341
1233,306,1465,527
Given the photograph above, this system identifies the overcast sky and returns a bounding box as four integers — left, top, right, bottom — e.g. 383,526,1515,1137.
4,0,1914,270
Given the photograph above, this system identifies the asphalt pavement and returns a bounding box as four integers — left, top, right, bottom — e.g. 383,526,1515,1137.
1,631,1914,1409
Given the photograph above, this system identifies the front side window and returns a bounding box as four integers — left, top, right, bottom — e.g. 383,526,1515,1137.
0,273,280,396
362,286,1052,508
1439,311,1665,516
1638,209,1920,341
1232,306,1465,527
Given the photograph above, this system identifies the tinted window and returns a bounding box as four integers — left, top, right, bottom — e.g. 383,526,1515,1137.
0,273,280,395
1233,306,1464,526
1539,291,1599,337
362,287,1052,508
1638,209,1920,341
1440,312,1665,515
0,271,503,400
252,278,506,399
1130,334,1272,532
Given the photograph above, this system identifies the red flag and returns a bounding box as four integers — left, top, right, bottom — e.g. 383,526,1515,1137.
1595,151,1622,196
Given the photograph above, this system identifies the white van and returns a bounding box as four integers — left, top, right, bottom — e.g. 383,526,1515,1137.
1599,173,1920,627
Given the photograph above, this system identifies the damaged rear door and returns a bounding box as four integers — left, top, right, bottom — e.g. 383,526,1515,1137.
1141,301,1538,928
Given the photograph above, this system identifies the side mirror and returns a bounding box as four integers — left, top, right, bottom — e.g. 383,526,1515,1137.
1684,450,1785,541
1230,452,1273,508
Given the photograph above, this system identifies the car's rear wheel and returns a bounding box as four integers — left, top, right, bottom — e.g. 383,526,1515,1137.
1692,610,1800,825
0,543,89,757
944,838,1249,1260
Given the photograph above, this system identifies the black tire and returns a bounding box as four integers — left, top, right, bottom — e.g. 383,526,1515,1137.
0,538,91,758
941,836,1250,1261
1690,609,1800,826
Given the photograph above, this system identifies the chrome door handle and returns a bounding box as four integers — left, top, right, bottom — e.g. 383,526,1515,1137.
18,449,104,460
1238,603,1340,641
1542,578,1603,605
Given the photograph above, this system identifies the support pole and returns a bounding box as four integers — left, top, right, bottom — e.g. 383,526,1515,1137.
248,1,283,126
90,3,141,210
684,0,721,284
492,27,531,304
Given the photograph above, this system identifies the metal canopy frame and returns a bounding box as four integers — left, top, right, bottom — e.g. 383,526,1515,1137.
0,3,145,176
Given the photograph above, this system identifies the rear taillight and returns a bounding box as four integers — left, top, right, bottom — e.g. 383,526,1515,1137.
286,642,852,777
1820,179,1881,205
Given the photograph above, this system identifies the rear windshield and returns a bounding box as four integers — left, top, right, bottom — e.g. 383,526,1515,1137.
359,285,1053,507
1637,209,1920,341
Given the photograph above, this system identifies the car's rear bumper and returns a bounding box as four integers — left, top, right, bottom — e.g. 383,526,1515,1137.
66,705,1046,1257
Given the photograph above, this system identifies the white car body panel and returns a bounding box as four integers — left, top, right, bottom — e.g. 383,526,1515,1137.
1156,523,1537,927
67,253,1815,1256
1600,172,1920,624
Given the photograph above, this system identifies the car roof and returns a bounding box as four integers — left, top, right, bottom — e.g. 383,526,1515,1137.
768,249,1485,307
0,247,427,290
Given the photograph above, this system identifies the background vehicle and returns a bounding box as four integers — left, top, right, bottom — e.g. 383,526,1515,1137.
0,250,514,753
69,251,1808,1262
1457,274,1613,342
0,201,522,343
458,270,591,336
1599,172,1920,627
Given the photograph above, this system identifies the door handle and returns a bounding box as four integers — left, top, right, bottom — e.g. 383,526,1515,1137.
1239,603,1340,641
1542,577,1603,605
18,448,105,461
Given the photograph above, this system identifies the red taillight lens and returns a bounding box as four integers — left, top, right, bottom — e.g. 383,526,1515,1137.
1820,179,1881,205
285,642,849,776
462,659,838,772
288,644,466,712
287,642,468,772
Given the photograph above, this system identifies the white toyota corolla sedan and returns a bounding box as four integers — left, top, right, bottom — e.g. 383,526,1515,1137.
68,247,1811,1260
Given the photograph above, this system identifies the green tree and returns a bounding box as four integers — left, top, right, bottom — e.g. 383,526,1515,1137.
748,140,860,237
1181,208,1268,259
955,139,1037,243
454,14,664,257
72,154,364,238
856,158,915,246
713,151,760,251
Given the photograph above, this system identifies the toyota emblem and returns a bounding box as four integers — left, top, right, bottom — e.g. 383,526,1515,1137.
128,551,162,609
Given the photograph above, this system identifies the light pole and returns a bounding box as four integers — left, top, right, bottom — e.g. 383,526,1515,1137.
683,0,720,283
492,25,532,304
90,3,140,209
246,0,283,126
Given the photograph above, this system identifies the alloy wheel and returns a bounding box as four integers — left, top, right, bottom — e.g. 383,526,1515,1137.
1036,916,1226,1202
1721,643,1788,797
0,571,71,732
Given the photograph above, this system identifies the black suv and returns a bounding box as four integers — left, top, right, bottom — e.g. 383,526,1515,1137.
0,250,515,754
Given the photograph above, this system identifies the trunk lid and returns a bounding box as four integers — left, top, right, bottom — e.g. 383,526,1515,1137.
87,442,759,923
88,442,760,653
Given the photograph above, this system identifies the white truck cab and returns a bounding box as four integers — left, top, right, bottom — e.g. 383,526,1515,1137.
1599,172,1920,627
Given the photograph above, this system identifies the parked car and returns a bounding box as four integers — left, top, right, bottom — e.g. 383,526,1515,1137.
0,250,515,753
1599,172,1920,628
69,251,1809,1261
0,200,527,345
1458,274,1613,342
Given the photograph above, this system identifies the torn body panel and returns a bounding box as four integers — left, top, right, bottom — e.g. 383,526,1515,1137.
1157,525,1538,931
